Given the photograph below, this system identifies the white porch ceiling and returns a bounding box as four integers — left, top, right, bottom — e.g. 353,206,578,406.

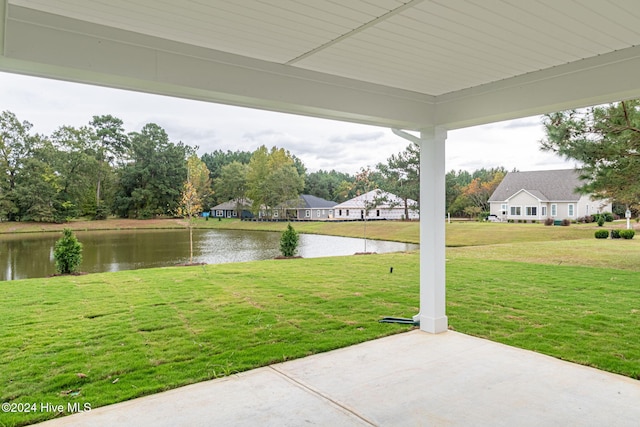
2,0,640,130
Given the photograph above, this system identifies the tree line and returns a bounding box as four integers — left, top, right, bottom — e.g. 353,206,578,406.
0,109,511,223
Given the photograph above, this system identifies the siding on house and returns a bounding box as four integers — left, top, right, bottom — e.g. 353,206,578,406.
211,198,253,219
265,195,337,220
283,194,337,220
488,169,611,221
334,190,419,220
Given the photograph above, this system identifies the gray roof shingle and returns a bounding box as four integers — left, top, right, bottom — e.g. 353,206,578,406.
297,194,337,209
211,198,252,210
489,169,582,202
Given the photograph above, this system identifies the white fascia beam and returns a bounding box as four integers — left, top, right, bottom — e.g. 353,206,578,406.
435,45,640,130
1,5,435,130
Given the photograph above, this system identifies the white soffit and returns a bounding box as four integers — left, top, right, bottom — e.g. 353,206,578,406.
2,0,640,129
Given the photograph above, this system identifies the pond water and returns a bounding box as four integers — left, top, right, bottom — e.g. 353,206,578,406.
0,229,419,281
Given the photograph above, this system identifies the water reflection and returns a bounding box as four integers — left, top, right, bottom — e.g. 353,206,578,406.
0,229,418,281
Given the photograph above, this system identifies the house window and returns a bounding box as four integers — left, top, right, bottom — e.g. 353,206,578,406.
305,210,310,218
329,210,333,216
232,210,238,217
510,206,521,216
273,211,279,218
376,209,380,217
568,204,575,217
346,210,349,216
339,209,342,216
216,210,223,217
525,206,537,216
501,204,507,215
541,206,547,216
551,204,557,217
316,210,321,217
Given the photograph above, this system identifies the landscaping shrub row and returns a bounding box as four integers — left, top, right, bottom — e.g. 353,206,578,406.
595,229,635,239
577,212,617,224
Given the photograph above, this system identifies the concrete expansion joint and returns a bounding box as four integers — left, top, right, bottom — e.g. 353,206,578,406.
268,365,377,426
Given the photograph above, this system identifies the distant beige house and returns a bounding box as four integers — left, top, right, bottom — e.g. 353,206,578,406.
488,169,611,222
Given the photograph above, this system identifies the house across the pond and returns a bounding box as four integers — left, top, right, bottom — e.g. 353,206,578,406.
270,194,337,220
211,198,254,219
333,189,419,220
488,169,611,222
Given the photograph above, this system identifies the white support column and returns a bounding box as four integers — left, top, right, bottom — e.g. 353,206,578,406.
415,127,448,333
391,127,448,333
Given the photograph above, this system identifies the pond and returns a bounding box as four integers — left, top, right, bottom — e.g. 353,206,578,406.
0,229,419,281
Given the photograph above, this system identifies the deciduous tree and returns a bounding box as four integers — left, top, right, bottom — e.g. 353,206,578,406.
187,154,213,209
214,161,249,217
246,146,304,217
177,181,201,264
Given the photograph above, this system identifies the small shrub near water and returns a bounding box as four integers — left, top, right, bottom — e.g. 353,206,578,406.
611,229,621,239
54,228,83,274
280,223,299,257
544,218,554,226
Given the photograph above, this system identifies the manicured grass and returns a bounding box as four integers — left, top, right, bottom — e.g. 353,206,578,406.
448,237,640,270
203,218,422,243
3,248,640,426
447,258,640,380
1,254,417,426
2,218,640,425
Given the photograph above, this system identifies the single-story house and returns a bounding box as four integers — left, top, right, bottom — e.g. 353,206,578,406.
269,194,337,220
333,189,419,220
285,194,337,220
211,198,254,219
488,169,612,222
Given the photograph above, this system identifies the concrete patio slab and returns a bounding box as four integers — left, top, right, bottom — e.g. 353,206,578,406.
37,330,640,426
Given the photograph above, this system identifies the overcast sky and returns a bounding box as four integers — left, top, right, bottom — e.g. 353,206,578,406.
0,71,574,175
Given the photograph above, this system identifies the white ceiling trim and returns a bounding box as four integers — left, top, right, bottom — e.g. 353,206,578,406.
437,44,640,128
2,4,435,129
2,1,640,131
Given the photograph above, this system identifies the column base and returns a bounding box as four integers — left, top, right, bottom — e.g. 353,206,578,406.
415,314,448,334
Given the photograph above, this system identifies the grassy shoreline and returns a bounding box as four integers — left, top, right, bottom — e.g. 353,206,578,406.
1,218,639,426
0,216,621,245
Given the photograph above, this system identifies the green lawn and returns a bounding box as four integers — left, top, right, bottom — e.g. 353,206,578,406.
1,219,639,426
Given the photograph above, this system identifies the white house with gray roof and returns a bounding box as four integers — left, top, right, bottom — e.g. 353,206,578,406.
334,190,419,220
488,169,611,222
